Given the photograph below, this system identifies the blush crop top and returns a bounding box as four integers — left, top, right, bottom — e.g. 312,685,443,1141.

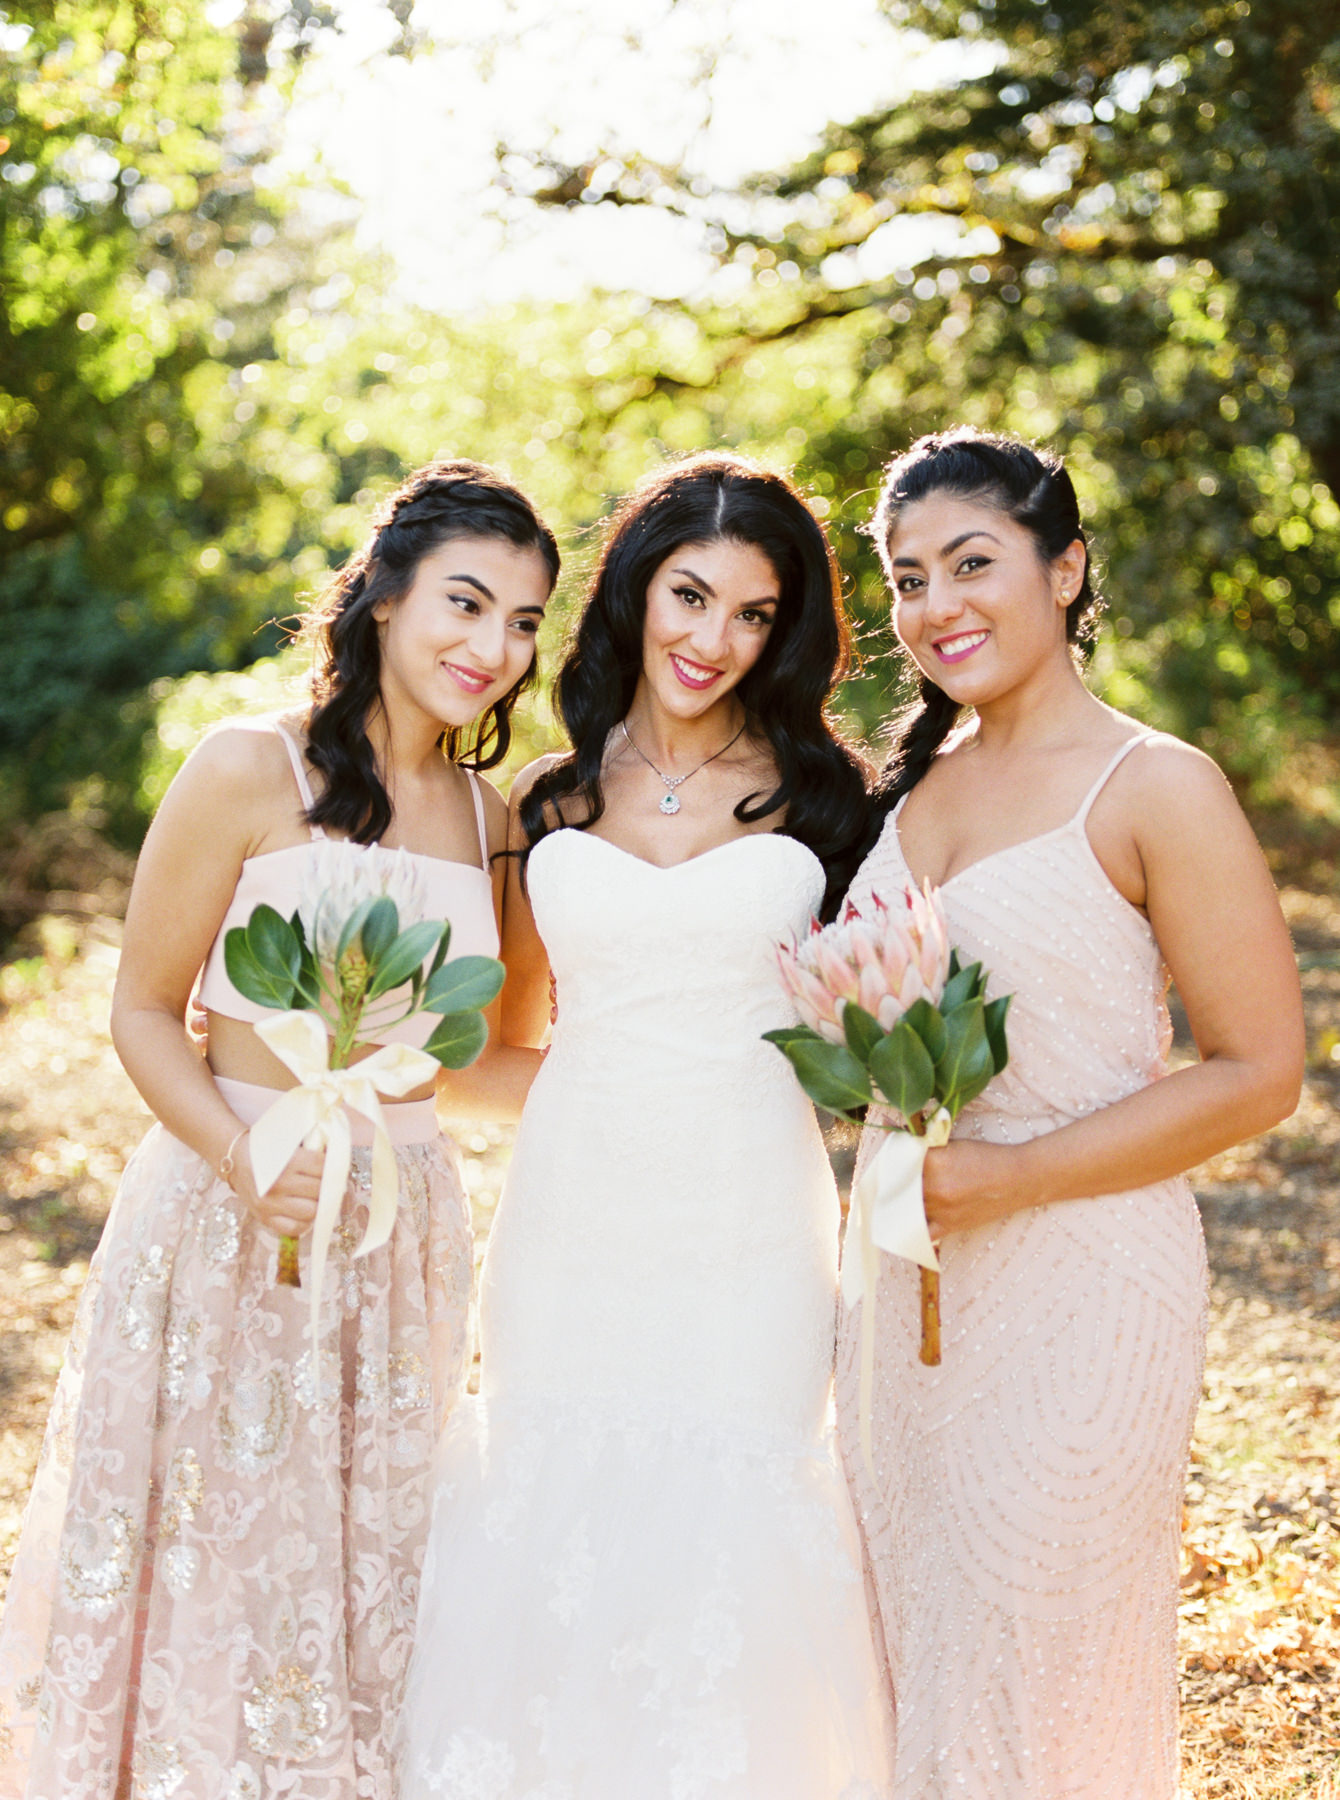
196,722,500,1051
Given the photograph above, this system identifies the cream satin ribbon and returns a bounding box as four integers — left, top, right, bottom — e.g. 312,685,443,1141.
841,1105,953,1476
248,1011,440,1348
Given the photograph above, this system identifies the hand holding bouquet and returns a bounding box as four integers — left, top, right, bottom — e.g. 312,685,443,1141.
224,842,504,1342
766,885,1010,1461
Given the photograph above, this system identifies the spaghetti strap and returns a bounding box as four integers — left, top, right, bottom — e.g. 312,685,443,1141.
463,768,489,872
273,721,326,838
1073,733,1155,828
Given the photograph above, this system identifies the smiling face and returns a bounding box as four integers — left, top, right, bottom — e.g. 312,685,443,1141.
372,533,552,731
884,492,1086,706
638,537,780,723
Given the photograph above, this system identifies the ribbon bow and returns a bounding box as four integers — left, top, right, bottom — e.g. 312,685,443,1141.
247,1011,441,1348
841,1105,953,1477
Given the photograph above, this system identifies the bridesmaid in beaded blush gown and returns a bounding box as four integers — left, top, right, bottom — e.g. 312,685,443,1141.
836,431,1303,1798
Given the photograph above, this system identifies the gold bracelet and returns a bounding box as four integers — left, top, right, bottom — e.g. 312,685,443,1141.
217,1127,248,1188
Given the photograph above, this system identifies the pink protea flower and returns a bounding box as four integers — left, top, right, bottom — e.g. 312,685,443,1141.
777,883,951,1044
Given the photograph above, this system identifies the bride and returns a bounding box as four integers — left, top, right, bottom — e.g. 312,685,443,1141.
399,455,895,1797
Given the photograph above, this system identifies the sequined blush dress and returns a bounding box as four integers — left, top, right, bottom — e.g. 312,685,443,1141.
836,734,1208,1798
0,724,495,1800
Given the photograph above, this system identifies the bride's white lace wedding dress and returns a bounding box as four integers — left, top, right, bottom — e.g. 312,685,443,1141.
399,828,894,1799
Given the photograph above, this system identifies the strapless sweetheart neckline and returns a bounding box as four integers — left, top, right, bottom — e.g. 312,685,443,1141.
535,825,824,878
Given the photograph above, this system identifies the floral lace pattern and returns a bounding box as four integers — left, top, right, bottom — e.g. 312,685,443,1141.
400,833,894,1797
0,1124,473,1800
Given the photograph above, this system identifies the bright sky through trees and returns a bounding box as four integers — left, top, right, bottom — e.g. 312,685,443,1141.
264,0,992,309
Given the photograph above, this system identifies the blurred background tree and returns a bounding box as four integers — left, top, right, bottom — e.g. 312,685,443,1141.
512,0,1340,765
0,0,350,831
2,0,1336,848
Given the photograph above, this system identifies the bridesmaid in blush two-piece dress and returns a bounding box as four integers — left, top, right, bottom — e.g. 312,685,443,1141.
836,430,1304,1798
401,456,894,1798
0,464,560,1799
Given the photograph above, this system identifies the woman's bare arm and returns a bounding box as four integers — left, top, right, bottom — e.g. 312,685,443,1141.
111,726,323,1235
924,742,1304,1233
431,758,558,1124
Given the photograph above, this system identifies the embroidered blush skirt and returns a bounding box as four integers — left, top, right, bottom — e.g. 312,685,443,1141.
0,1091,473,1800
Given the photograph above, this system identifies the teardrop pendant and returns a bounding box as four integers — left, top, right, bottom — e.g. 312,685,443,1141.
659,791,681,815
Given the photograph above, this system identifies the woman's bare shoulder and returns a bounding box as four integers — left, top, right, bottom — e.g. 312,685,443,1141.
509,751,571,806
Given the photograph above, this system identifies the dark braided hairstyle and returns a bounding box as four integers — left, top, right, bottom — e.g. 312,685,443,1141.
302,460,560,844
867,429,1104,823
519,453,872,919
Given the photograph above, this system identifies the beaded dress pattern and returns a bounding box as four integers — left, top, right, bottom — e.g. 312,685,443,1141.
0,727,488,1800
836,735,1208,1799
399,828,895,1799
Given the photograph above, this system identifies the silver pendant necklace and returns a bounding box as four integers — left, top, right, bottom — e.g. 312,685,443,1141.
620,718,747,816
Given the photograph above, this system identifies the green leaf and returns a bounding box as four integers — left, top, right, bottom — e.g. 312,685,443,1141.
426,920,453,980
770,1037,872,1117
292,956,323,1009
939,960,982,1015
841,1000,885,1063
223,924,296,1011
761,1025,824,1048
289,912,327,1008
867,1019,937,1118
365,920,447,998
359,896,399,969
934,997,996,1116
247,904,301,977
983,994,1012,1075
423,1009,490,1069
422,955,506,1014
901,996,948,1064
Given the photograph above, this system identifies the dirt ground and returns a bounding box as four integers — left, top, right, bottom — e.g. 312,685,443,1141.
0,862,1337,1797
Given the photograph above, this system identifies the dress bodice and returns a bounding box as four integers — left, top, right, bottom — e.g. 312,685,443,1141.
845,735,1172,1143
527,827,826,1088
484,825,840,1433
196,722,498,1051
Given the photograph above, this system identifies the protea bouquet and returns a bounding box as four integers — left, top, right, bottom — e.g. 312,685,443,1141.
766,884,1009,1406
224,840,503,1334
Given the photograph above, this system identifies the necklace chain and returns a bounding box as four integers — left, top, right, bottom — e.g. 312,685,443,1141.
620,718,746,816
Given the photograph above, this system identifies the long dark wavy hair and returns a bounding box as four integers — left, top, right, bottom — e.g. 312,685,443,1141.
519,453,871,918
302,460,560,844
867,429,1104,825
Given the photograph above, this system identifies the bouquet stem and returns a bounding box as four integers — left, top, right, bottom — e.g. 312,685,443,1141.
277,1234,301,1288
919,1267,941,1365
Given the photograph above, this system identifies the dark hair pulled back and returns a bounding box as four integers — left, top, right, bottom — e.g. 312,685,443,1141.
303,459,560,844
868,428,1103,819
519,453,870,918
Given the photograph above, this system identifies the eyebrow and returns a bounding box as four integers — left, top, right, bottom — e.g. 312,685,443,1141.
446,573,496,601
670,566,780,607
891,529,1003,568
446,573,546,617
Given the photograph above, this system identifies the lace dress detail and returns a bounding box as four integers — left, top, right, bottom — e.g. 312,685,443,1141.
835,737,1208,1799
0,1129,474,1800
399,830,894,1799
0,725,487,1799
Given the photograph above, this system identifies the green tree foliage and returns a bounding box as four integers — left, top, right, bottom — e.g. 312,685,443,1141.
0,0,344,829
518,1,1340,755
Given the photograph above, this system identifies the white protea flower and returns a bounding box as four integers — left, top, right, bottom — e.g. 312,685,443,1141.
296,839,428,967
777,882,951,1045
